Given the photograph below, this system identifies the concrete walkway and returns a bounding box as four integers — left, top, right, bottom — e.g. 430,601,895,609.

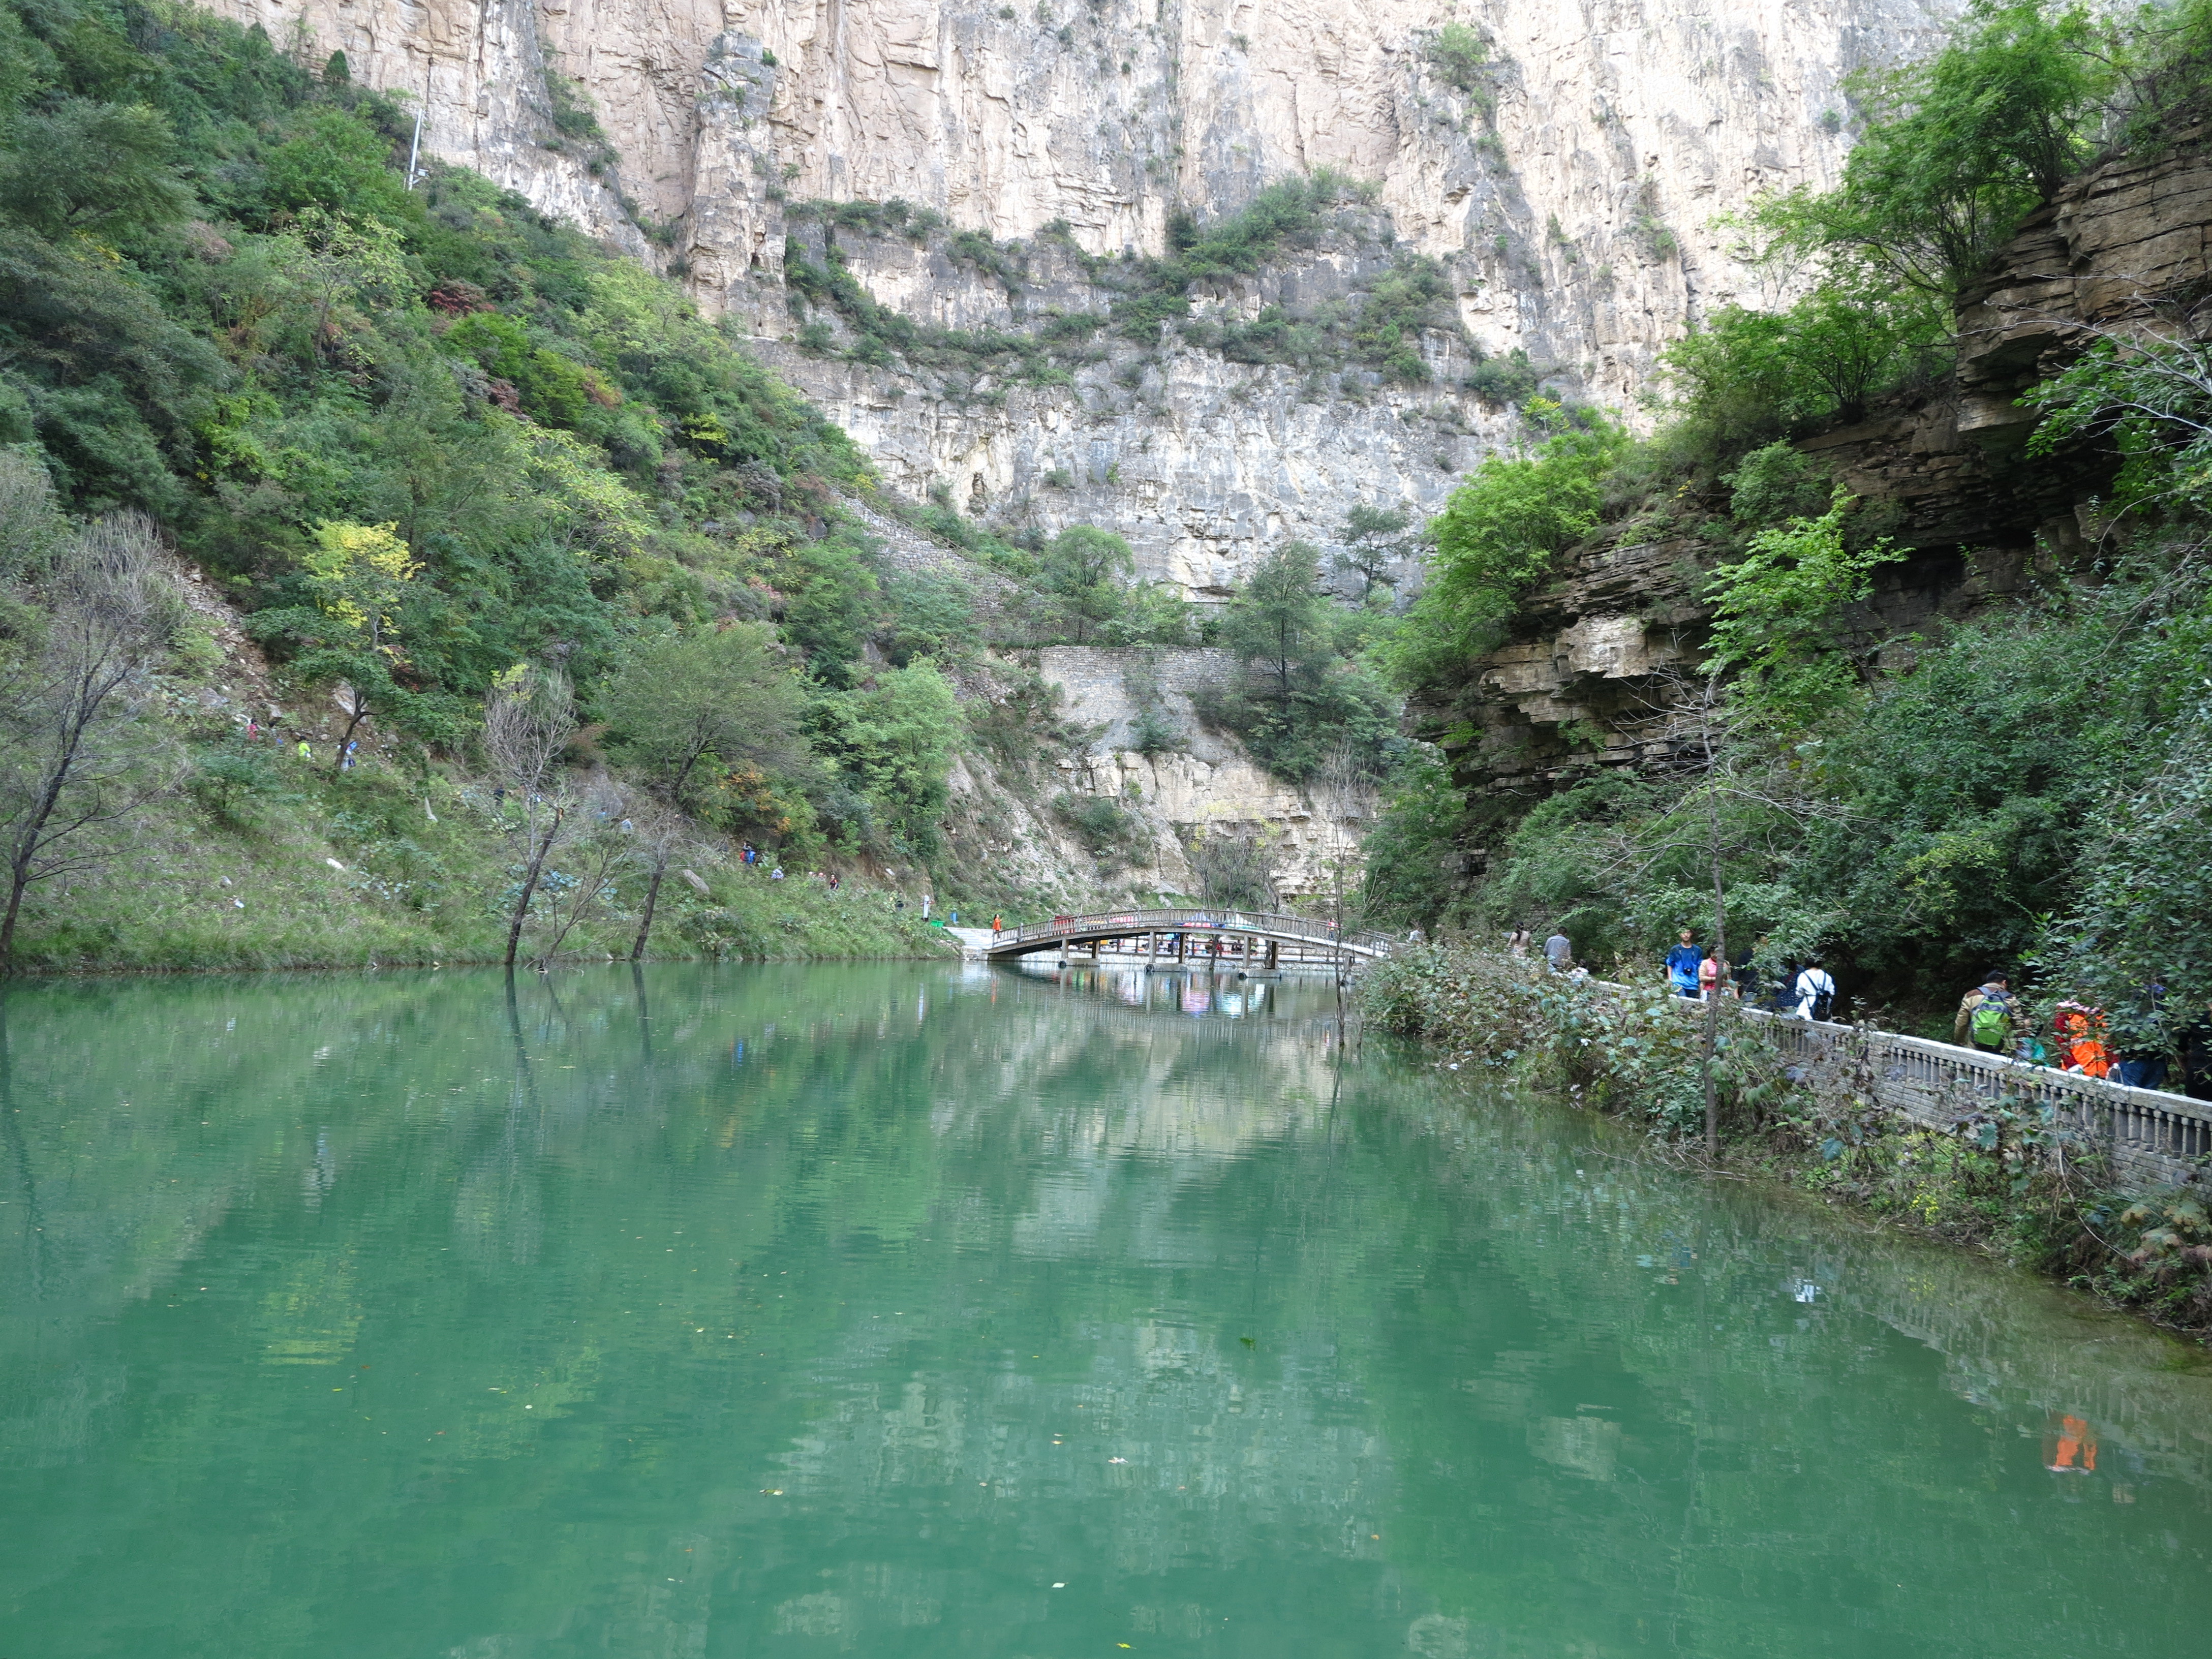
944,927,997,959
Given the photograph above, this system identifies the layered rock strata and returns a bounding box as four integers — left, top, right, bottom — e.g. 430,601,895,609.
1432,138,2212,843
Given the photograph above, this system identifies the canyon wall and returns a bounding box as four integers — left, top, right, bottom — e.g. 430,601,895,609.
1426,136,2212,856
208,0,1960,588
199,0,1969,903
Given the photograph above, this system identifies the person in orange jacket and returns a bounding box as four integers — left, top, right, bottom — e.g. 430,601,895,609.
2052,1000,2113,1078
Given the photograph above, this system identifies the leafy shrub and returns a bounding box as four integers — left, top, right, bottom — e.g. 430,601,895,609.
1054,792,1148,867
1723,442,1832,528
1387,418,1631,698
191,744,300,828
1462,348,1542,407
1425,23,1492,95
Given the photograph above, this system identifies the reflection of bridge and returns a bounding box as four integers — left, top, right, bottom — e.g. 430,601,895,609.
985,907,1393,967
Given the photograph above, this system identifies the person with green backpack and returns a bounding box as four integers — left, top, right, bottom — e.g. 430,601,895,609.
1953,971,2020,1055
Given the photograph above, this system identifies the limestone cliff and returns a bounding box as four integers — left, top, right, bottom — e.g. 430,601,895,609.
208,0,1959,586
197,0,1969,903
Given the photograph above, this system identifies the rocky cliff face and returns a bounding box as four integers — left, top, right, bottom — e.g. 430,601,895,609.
1431,137,2212,848
209,0,1959,586
199,0,1977,902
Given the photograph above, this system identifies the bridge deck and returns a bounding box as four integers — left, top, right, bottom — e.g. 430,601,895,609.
984,907,1392,961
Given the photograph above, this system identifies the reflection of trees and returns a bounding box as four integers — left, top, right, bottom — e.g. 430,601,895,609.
2,965,2209,1657
0,991,46,1303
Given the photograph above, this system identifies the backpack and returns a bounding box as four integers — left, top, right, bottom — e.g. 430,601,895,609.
1970,993,2013,1050
1795,969,1834,1020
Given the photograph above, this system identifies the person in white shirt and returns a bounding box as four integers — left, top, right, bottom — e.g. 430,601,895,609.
1792,958,1837,1021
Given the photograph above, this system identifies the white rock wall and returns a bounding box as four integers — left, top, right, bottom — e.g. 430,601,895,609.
198,0,1957,877
204,0,1958,587
212,0,1956,323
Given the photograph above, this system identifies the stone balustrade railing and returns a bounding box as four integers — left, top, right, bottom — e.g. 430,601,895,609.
1614,981,2211,1190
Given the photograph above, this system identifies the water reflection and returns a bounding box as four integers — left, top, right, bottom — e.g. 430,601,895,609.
1011,954,1307,1022
0,965,2206,1658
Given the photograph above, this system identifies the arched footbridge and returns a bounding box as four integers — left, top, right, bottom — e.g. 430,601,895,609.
982,907,1395,965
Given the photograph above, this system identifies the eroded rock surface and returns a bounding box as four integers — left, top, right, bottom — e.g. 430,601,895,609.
207,0,1959,579
1432,137,2212,842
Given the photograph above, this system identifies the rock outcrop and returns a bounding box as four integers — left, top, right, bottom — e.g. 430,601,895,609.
925,644,1372,909
1432,136,2212,839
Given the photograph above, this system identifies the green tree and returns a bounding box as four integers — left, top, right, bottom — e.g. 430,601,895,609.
264,520,422,773
1335,503,1412,595
599,622,807,956
817,662,964,857
1388,418,1630,698
1661,281,1944,447
1102,578,1193,647
1039,524,1134,643
779,534,883,684
1701,491,1908,724
1220,540,1333,706
258,107,415,226
1359,748,1473,927
2025,327,2212,515
0,101,191,244
881,569,978,665
1425,22,1491,93
2037,688,2212,1048
1751,2,2106,300
601,623,804,804
1212,542,1400,783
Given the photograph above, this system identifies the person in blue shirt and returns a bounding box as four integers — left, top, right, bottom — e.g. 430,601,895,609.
1665,929,1703,998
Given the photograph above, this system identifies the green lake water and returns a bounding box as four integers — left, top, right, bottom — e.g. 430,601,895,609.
3,961,2209,1657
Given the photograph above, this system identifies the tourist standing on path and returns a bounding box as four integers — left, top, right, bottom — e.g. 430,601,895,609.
1732,938,1764,1004
1507,927,1531,959
1700,947,1725,1001
1544,929,1572,972
2052,1001,2113,1077
1792,957,1837,1021
921,893,932,920
1666,930,1703,998
2115,983,2171,1091
1952,971,2018,1053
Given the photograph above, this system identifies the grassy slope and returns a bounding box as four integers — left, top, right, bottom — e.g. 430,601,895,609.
15,745,956,973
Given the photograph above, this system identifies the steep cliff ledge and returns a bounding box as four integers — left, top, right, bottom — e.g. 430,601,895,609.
1431,134,2212,846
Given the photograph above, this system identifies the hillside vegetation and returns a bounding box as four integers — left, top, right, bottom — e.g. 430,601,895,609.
1365,0,2212,1060
0,0,1221,969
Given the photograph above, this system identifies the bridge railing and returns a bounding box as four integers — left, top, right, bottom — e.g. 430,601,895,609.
1584,970,2211,1189
991,907,1394,957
